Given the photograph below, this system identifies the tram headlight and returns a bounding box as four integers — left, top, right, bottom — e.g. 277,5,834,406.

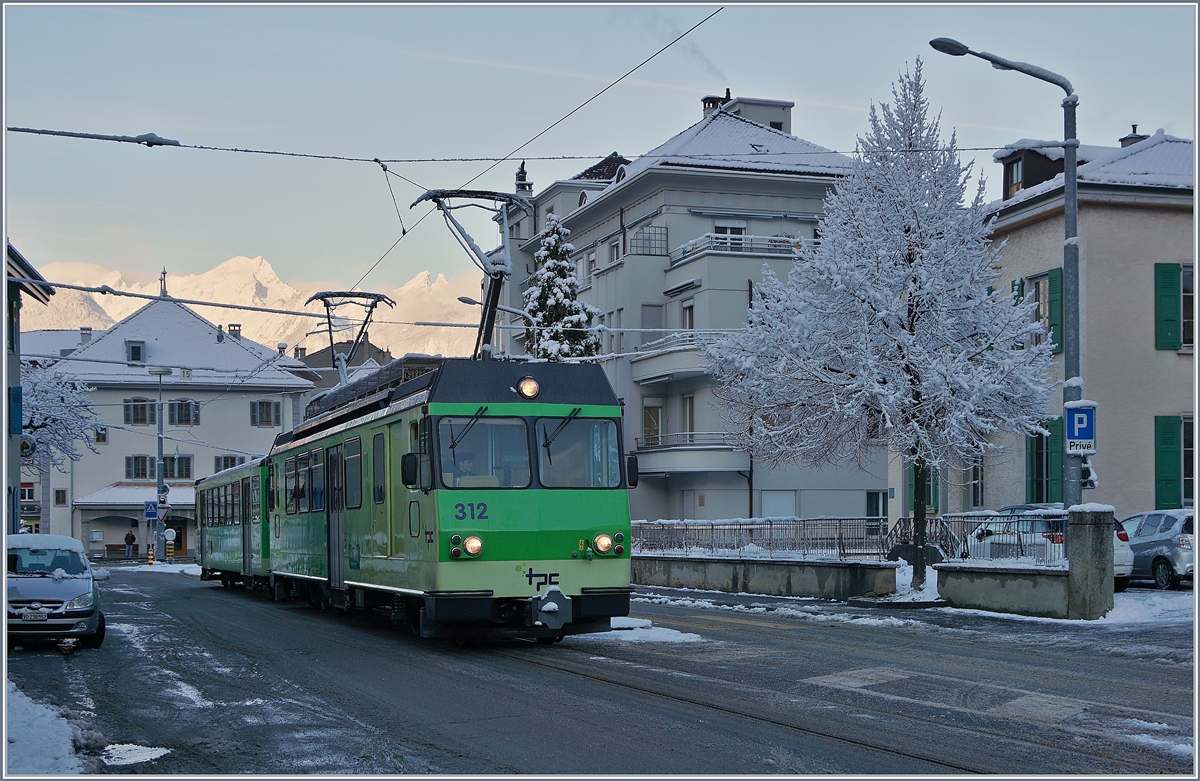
593,534,614,554
517,377,540,399
463,535,484,557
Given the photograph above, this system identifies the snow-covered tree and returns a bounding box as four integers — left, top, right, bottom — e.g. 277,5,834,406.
21,362,103,474
522,212,601,360
705,60,1053,587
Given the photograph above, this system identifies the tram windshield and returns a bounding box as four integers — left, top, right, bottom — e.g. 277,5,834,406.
537,417,621,488
438,417,530,488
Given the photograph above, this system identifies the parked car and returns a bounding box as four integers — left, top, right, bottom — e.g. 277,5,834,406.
973,504,1133,591
6,533,108,647
1119,509,1194,590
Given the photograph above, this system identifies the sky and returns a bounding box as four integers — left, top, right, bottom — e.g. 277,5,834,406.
3,3,1196,293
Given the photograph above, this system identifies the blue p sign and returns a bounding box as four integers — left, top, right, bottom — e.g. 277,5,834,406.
1067,408,1094,440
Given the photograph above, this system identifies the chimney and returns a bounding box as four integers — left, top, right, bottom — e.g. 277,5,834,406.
216,325,225,343
702,88,732,118
515,161,533,195
228,324,242,340
277,342,287,356
80,326,92,345
294,346,307,359
1119,124,1149,148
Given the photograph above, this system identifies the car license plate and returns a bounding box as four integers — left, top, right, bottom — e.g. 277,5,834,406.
21,613,48,621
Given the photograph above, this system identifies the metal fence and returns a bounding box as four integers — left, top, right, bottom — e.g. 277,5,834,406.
632,518,890,560
892,512,1069,565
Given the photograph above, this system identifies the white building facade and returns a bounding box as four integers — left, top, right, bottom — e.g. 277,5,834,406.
500,95,891,522
21,295,314,557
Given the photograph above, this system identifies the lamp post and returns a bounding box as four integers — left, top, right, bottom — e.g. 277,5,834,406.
148,366,172,561
930,38,1083,511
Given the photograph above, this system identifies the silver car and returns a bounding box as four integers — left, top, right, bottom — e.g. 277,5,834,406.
6,533,109,647
1120,509,1194,590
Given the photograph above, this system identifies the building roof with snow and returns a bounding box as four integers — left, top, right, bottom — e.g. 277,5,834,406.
990,129,1193,212
6,242,54,305
45,296,315,390
570,152,631,182
73,482,196,510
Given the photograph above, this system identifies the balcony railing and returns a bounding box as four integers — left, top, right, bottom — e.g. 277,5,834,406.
669,233,803,267
636,330,725,353
635,431,736,451
19,503,41,517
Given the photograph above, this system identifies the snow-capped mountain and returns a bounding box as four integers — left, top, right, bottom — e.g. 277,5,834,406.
21,256,480,358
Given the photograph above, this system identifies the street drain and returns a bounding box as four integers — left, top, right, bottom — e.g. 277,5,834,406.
101,744,171,766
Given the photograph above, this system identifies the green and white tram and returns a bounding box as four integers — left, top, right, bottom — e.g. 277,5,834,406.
197,356,637,641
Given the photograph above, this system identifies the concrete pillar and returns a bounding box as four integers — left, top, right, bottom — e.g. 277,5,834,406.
1067,506,1114,620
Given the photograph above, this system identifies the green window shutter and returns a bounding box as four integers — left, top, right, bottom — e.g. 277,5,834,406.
1047,267,1063,354
125,456,133,480
250,402,259,426
1011,278,1025,303
1047,417,1064,504
123,400,131,425
168,402,177,426
1025,435,1035,503
1155,416,1183,509
1155,263,1182,350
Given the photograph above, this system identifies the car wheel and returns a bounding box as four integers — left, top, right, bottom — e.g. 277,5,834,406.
1114,576,1130,593
1153,559,1179,590
81,612,106,649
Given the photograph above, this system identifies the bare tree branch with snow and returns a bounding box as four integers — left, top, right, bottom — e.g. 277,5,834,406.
705,60,1054,587
21,362,103,474
522,212,601,361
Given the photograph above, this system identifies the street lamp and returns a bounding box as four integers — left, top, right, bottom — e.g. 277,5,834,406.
930,38,1083,510
148,366,172,561
458,296,536,325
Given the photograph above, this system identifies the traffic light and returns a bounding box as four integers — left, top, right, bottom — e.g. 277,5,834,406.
1081,456,1097,490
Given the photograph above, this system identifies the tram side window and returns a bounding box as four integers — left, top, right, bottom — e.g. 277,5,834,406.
232,480,242,526
418,417,433,490
222,484,230,526
310,449,325,511
537,417,622,488
267,463,276,511
285,457,297,515
373,433,386,504
251,475,261,523
297,453,310,513
345,437,363,509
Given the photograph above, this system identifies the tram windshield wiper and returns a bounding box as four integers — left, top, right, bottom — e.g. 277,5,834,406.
448,405,488,464
541,407,581,465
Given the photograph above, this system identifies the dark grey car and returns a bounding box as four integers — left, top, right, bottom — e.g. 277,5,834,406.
6,533,109,647
1120,510,1194,589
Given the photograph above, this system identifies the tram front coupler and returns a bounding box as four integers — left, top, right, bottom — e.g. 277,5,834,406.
530,585,571,630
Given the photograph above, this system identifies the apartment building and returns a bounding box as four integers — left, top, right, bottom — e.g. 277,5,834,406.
909,127,1194,520
499,93,891,522
21,293,315,556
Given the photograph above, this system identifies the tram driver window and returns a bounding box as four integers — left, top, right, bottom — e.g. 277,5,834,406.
537,417,621,488
437,417,530,489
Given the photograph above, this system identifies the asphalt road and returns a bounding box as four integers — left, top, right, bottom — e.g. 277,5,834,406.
6,569,1194,774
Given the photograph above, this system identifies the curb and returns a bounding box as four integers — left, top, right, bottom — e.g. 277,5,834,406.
846,597,947,610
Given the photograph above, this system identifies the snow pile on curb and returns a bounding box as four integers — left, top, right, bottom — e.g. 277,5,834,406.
886,563,939,602
123,563,202,576
572,616,704,643
5,680,82,774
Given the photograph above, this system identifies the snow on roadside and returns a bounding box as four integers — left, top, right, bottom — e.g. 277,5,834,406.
570,616,704,643
5,680,83,775
891,563,940,601
936,590,1194,626
633,592,929,630
121,563,201,576
1126,733,1194,759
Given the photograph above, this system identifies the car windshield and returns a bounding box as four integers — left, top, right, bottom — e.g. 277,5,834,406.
7,547,88,576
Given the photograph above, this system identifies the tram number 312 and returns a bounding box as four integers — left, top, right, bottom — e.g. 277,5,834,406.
454,502,489,520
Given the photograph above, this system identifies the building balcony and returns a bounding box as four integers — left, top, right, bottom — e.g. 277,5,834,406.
669,233,807,269
633,431,749,475
629,330,719,384
19,503,41,518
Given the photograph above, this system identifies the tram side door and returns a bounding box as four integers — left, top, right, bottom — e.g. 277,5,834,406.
326,444,346,589
241,477,253,581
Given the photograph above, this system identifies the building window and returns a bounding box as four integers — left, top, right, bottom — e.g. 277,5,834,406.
94,426,107,444
769,121,783,131
1005,158,1023,199
169,400,200,426
968,455,985,508
908,465,941,514
1026,418,1063,504
608,241,620,265
866,490,888,519
215,455,245,472
1183,265,1194,349
125,340,145,363
162,455,193,480
586,250,596,276
1184,418,1194,507
123,398,155,426
642,399,663,447
628,226,668,256
251,400,281,427
19,484,34,501
125,455,156,480
1024,270,1062,352
681,299,695,330
54,489,66,506
1029,275,1050,346
682,395,695,443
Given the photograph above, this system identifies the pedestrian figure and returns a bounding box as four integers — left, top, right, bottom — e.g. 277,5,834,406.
125,530,136,558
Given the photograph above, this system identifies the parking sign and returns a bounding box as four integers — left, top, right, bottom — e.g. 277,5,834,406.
1065,403,1096,455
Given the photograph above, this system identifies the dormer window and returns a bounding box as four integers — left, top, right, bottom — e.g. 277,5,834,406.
126,340,145,363
1005,158,1024,199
